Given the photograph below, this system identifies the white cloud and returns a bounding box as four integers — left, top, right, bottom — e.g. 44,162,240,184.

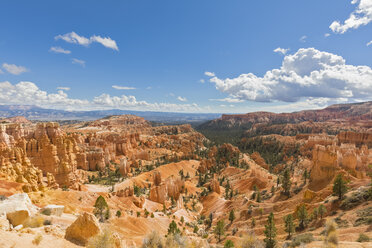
0,81,201,112
55,32,119,51
2,63,29,75
324,33,331,37
330,0,372,33
209,97,244,103
57,87,70,91
93,94,199,112
0,81,89,109
49,46,71,54
72,58,86,67
112,85,136,90
273,47,289,55
206,47,372,103
177,96,187,102
299,35,307,42
199,79,205,83
367,40,372,46
204,71,215,77
0,69,3,74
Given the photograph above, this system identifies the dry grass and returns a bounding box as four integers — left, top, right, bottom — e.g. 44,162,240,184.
32,234,43,245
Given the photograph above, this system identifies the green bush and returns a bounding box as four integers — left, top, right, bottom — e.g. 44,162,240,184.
357,233,370,242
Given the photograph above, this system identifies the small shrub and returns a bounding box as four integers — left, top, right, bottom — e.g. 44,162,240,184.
41,208,51,216
224,239,234,248
240,233,264,248
324,220,338,246
290,233,314,247
142,231,164,248
24,216,45,228
357,233,370,242
87,228,119,248
32,234,43,245
43,219,52,225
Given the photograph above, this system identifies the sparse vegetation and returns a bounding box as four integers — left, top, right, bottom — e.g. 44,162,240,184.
289,233,314,247
333,174,347,200
32,234,43,245
87,228,119,248
264,212,277,248
93,195,110,222
357,233,370,242
214,219,225,243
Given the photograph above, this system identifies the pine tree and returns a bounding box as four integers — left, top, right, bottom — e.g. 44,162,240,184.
303,169,308,184
318,204,326,219
214,220,225,243
298,205,308,230
282,169,291,196
256,191,261,202
312,208,318,221
93,196,110,222
229,209,235,224
333,174,347,200
251,217,256,228
168,220,180,235
264,212,277,248
284,214,294,239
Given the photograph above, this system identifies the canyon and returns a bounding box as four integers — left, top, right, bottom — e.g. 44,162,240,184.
0,102,371,247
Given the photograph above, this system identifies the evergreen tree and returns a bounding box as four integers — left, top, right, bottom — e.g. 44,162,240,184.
282,169,292,196
251,217,256,228
312,208,318,221
214,220,225,243
284,214,294,239
264,212,277,248
256,191,261,202
333,174,347,200
168,220,180,235
318,204,326,219
93,196,110,222
303,169,308,184
229,209,235,224
298,205,308,230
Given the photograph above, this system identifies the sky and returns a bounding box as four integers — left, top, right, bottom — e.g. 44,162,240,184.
0,0,371,113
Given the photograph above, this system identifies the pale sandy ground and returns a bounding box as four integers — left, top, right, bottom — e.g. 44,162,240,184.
0,229,80,248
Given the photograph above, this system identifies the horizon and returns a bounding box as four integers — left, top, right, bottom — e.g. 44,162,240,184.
1,1,372,114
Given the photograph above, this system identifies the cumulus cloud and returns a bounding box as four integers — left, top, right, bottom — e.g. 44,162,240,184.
199,79,205,83
55,31,119,51
57,87,70,91
273,47,289,55
324,33,331,37
0,81,200,112
49,46,71,54
367,40,372,46
0,81,89,109
2,63,29,75
112,85,136,90
330,0,372,33
206,47,372,103
204,71,215,77
72,58,85,67
177,96,187,102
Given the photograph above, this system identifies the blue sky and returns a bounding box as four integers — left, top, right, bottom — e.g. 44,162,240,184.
0,0,371,113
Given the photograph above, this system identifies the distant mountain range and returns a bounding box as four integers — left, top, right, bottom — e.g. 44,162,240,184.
0,105,221,124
